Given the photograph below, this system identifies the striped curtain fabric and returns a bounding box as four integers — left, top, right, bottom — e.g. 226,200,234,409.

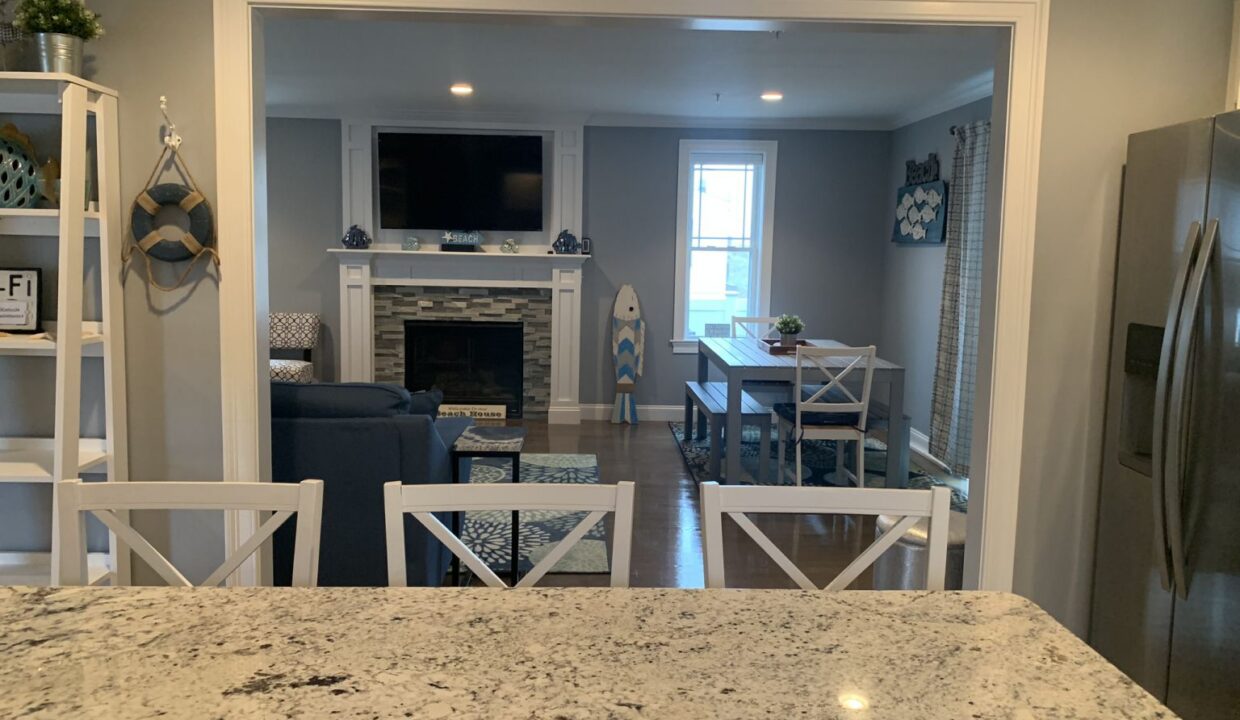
929,120,991,477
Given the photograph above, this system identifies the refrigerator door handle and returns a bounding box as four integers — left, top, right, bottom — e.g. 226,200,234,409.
1152,221,1202,593
1165,218,1218,600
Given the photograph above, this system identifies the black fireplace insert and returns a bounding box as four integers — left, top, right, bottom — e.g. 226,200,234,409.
404,320,524,418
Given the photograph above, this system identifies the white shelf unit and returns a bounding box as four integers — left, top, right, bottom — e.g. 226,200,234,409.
0,552,110,586
0,73,129,587
0,208,101,237
0,321,105,357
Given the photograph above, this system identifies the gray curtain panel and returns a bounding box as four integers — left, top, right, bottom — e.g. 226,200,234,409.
929,120,990,476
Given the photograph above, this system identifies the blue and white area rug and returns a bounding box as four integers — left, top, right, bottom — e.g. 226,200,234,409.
461,453,610,575
669,422,968,513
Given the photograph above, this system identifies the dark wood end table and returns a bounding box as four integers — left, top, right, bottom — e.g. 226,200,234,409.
450,425,526,585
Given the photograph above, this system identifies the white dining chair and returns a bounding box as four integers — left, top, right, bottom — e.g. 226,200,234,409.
55,479,324,587
774,345,876,487
384,481,636,588
700,482,951,590
731,316,781,341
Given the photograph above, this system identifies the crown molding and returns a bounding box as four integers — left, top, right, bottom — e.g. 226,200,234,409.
268,72,995,132
884,70,995,130
267,104,891,132
583,112,887,131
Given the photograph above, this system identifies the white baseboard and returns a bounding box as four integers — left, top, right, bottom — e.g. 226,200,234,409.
547,406,582,425
910,427,951,473
579,403,685,422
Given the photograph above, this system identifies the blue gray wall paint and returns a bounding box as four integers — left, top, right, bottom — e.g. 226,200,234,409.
0,0,225,579
15,0,1223,637
92,0,225,584
580,126,892,407
263,121,895,408
266,117,344,382
879,97,992,435
1016,0,1231,636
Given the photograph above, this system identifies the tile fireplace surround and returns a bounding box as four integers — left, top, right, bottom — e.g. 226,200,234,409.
330,247,588,424
376,289,551,416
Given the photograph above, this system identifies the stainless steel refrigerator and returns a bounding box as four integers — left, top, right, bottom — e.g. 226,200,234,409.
1091,110,1240,719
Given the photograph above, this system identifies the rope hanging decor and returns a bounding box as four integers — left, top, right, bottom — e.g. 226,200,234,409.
122,97,219,291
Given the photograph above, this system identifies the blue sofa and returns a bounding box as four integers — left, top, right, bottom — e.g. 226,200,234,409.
270,382,471,587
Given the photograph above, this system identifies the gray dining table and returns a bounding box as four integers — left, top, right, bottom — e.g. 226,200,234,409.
697,337,908,486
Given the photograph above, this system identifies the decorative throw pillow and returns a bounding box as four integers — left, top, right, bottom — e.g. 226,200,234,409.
408,387,445,419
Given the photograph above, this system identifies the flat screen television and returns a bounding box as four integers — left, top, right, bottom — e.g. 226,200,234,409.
377,132,544,231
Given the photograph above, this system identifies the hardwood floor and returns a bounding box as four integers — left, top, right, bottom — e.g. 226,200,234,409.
515,419,879,590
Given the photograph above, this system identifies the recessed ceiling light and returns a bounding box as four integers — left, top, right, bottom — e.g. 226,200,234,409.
450,83,474,96
760,91,784,102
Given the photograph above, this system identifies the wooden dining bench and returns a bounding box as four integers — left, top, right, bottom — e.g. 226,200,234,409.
684,381,772,484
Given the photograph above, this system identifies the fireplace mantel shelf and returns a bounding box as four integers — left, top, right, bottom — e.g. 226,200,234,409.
329,247,589,263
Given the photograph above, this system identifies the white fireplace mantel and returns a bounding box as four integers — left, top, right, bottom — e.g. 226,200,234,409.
331,246,589,424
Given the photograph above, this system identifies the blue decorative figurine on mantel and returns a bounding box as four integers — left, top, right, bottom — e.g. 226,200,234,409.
341,224,371,249
553,229,580,254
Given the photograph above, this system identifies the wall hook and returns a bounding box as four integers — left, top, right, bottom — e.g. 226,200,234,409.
160,95,182,151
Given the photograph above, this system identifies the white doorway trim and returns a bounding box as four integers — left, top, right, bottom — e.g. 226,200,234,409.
213,0,1049,590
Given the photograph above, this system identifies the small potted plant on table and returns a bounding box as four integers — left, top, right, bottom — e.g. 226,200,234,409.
776,314,805,347
13,0,103,77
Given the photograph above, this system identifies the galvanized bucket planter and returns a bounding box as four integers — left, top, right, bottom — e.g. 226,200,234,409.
33,32,83,76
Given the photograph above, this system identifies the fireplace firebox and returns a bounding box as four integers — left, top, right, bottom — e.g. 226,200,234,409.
404,320,524,418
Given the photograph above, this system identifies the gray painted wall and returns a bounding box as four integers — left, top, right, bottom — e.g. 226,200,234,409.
37,1,1230,633
266,117,343,382
580,126,891,407
879,97,992,435
92,0,224,584
261,122,894,407
0,0,224,579
1015,0,1232,635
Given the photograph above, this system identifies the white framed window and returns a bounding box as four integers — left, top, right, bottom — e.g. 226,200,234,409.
672,140,778,353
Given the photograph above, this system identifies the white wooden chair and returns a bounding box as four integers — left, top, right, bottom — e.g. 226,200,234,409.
774,345,876,487
726,316,785,473
55,479,324,587
731,316,781,341
384,481,636,588
700,482,952,590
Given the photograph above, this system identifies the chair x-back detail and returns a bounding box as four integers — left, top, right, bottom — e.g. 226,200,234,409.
731,316,781,341
700,482,952,591
384,481,636,588
775,345,877,487
56,479,324,587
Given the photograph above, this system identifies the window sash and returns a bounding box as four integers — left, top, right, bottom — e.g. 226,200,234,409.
689,155,760,251
673,139,777,352
684,152,765,339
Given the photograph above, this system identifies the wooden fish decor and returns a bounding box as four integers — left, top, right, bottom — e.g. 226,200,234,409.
611,284,645,424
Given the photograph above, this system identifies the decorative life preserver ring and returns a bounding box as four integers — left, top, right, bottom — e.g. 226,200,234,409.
129,182,214,263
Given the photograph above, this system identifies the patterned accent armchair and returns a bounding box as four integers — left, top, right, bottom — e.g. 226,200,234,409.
270,312,321,383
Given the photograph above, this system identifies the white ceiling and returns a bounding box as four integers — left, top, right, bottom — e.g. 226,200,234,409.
264,16,999,129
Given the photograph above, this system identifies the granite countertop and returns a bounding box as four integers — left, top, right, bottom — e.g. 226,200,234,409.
0,588,1170,719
